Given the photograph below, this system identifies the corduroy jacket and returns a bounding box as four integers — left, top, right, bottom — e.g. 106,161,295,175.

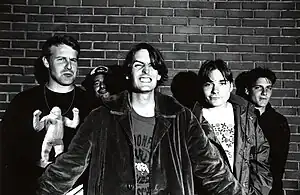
192,94,272,195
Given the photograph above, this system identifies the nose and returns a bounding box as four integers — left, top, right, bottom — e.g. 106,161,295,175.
261,88,267,95
142,65,150,74
65,59,72,70
212,83,220,93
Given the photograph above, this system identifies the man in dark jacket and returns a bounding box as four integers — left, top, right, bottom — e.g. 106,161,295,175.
242,67,290,195
37,43,246,195
192,60,272,195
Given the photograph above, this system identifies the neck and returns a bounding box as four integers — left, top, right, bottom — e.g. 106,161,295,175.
131,91,155,117
46,82,74,93
255,106,266,115
205,102,229,112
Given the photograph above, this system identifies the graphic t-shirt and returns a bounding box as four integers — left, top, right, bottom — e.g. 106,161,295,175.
203,103,235,171
131,109,155,195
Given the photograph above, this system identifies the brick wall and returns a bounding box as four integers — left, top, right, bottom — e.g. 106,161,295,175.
0,0,299,194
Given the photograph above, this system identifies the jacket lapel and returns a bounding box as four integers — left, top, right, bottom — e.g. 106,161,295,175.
151,115,172,153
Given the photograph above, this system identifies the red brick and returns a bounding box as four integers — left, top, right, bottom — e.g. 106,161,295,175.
0,84,22,92
269,2,295,10
272,90,296,98
275,71,296,79
163,18,187,25
242,2,267,9
80,16,106,23
175,43,200,52
174,61,200,69
13,5,39,13
216,35,240,44
256,62,282,70
0,13,25,22
80,33,106,41
108,16,133,24
175,9,200,17
254,11,280,18
55,16,79,23
162,52,187,61
67,24,92,32
0,49,23,57
270,37,297,45
202,27,227,35
228,45,253,52
108,34,133,41
25,49,40,57
0,40,10,48
202,44,227,52
283,29,300,36
27,32,52,40
94,42,118,50
151,43,173,51
82,0,106,6
162,1,187,8
216,2,240,9
135,34,161,42
56,0,80,6
227,10,253,18
242,19,268,27
0,22,10,30
40,23,65,32
94,8,119,15
106,51,127,59
189,18,214,26
41,7,66,14
242,36,268,44
189,1,213,9
282,11,300,19
28,15,53,22
136,0,161,7
121,8,146,16
188,52,213,60
176,26,199,34
11,58,36,66
80,50,105,59
284,81,300,89
94,25,119,32
135,17,161,25
92,60,118,67
216,53,240,61
283,63,300,71
254,28,280,36
0,4,11,13
109,0,134,6
10,76,35,83
269,54,295,62
229,62,254,70
189,35,214,43
228,27,253,35
121,25,146,33
12,23,38,31
201,10,226,18
216,19,241,26
163,35,187,43
148,9,173,17
0,58,9,65
270,20,295,28
28,0,52,5
255,46,280,53
67,7,93,15
148,26,173,34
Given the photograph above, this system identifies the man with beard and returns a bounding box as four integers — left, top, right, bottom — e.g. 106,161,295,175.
37,43,246,195
1,35,89,195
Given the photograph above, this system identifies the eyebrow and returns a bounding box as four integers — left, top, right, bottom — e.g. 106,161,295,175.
132,60,145,65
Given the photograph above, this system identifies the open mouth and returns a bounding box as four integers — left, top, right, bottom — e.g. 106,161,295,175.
139,77,152,83
63,72,74,77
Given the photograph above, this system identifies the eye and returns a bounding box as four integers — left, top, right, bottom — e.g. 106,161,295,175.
220,80,228,85
266,86,272,91
203,82,213,88
253,86,262,91
70,58,78,63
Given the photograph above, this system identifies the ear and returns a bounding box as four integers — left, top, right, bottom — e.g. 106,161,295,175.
42,56,50,69
157,74,161,81
245,88,249,95
229,82,233,92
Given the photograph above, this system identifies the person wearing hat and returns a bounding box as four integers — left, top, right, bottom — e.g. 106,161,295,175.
82,65,110,100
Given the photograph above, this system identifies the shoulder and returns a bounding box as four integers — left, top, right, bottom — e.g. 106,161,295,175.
9,85,42,105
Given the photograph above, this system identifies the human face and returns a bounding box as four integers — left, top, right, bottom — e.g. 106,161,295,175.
202,69,233,108
43,44,78,87
131,49,161,93
248,77,272,108
93,74,109,99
